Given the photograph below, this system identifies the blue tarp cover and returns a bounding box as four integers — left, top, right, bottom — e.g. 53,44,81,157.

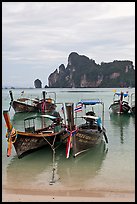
79,99,102,105
115,92,128,97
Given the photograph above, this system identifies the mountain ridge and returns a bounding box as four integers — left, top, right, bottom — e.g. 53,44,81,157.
48,52,135,88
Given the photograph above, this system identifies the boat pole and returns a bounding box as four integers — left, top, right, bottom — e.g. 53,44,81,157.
101,102,108,144
9,90,14,111
65,103,75,131
101,102,104,127
9,90,14,101
42,91,46,113
3,110,12,132
119,91,123,113
65,103,75,158
3,110,13,157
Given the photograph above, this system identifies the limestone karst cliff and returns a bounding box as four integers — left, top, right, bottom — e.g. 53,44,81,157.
48,52,135,88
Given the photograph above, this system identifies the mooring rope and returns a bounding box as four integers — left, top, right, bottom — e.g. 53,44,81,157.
49,147,56,185
43,136,57,185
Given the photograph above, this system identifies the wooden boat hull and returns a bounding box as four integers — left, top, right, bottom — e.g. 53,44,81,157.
11,101,39,113
109,101,130,114
64,100,108,158
13,134,48,158
12,129,67,158
36,101,56,113
9,90,57,113
131,106,135,114
72,129,103,157
11,101,56,113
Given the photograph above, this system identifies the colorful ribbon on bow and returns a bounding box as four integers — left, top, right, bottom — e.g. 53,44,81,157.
66,127,78,158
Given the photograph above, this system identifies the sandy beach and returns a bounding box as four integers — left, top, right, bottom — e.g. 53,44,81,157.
3,186,135,202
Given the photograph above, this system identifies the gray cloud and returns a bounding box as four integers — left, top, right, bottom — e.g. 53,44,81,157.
2,2,135,87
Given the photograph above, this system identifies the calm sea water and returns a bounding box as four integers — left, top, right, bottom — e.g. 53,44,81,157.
2,88,135,192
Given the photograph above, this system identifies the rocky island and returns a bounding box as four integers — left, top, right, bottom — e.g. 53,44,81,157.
48,52,135,88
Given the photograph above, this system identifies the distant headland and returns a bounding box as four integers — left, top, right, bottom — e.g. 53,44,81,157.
3,52,135,89
47,52,135,88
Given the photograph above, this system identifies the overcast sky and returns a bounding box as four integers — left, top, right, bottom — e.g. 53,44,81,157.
2,2,135,88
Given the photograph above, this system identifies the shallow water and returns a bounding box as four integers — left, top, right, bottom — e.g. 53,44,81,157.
2,88,135,192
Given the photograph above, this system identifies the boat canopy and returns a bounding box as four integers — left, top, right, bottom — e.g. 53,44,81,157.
41,114,57,120
115,92,129,97
78,99,102,105
24,114,57,121
82,115,99,120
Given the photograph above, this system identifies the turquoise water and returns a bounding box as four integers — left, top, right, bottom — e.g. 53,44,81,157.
2,88,135,192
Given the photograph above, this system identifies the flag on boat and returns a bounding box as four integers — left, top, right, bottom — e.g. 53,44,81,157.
74,102,83,113
21,90,24,96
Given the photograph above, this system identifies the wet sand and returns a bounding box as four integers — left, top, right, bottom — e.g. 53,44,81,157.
2,186,135,202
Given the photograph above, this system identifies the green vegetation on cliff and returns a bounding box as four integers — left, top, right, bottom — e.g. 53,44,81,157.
48,52,135,88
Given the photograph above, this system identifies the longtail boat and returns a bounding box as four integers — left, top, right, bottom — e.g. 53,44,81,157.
9,90,56,113
65,100,108,158
9,90,39,113
3,110,67,159
109,91,131,114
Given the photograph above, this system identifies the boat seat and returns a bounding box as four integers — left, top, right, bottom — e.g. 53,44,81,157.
79,123,89,129
42,130,54,134
25,126,35,133
114,100,120,103
122,101,128,104
79,123,98,130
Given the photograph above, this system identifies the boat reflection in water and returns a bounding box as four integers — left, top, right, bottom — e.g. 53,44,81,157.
5,146,54,189
58,140,107,187
109,113,131,144
56,140,108,187
5,140,107,190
